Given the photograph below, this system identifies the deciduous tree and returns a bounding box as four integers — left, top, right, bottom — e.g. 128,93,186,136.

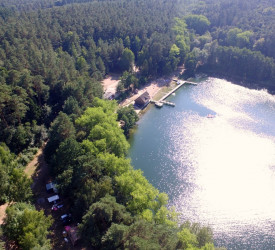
3,203,52,250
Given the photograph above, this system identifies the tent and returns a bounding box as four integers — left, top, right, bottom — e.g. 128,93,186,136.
47,195,60,203
66,226,80,246
46,182,58,193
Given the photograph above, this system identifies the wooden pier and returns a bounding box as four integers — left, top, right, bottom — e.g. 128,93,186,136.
161,100,175,107
159,81,186,102
151,80,197,108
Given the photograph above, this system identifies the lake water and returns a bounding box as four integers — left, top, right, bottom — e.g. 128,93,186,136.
129,77,275,249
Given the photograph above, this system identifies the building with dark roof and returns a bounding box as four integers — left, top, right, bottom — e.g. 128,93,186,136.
134,91,150,107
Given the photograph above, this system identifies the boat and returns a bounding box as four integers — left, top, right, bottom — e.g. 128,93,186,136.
155,102,163,108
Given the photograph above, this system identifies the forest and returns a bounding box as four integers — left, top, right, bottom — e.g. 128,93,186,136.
0,0,274,248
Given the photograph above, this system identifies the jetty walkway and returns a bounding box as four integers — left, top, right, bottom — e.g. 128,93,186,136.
151,80,197,107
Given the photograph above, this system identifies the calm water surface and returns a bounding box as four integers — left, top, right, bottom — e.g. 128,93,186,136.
129,78,275,249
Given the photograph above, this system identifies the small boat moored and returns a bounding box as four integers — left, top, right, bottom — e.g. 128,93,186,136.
155,102,163,108
207,114,215,118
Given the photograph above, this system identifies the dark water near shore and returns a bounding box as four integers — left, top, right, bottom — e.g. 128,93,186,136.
129,77,275,249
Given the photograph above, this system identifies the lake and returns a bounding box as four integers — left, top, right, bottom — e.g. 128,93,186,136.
129,77,275,249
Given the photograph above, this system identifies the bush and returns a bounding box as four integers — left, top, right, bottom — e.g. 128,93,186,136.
17,147,39,166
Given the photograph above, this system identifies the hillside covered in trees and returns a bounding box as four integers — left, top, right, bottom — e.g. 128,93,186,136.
0,0,275,248
184,0,275,91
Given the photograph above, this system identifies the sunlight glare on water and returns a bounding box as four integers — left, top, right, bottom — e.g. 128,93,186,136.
172,114,275,224
129,78,275,249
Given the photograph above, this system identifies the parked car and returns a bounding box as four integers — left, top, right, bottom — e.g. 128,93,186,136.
52,204,64,211
61,214,72,225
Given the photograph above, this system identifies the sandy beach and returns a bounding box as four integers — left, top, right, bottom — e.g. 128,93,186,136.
102,66,185,112
102,74,121,97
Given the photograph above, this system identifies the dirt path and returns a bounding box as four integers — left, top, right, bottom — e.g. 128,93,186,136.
27,147,81,249
0,146,44,225
0,145,47,225
120,65,185,113
24,148,43,178
0,203,8,225
102,73,120,98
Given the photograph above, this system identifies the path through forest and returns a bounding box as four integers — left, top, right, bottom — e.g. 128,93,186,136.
0,146,46,225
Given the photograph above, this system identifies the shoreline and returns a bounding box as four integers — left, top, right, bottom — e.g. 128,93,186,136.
198,68,275,95
119,66,185,114
128,71,275,118
102,66,275,118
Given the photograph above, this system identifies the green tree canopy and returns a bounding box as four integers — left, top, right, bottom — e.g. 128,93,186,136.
76,99,129,157
102,219,215,250
184,15,210,35
102,220,179,249
3,203,52,250
226,28,253,48
117,104,139,136
79,195,133,248
0,144,32,203
119,71,138,91
45,112,76,160
119,48,135,72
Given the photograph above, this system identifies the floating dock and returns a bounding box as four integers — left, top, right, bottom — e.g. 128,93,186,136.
185,81,197,85
155,102,163,108
161,100,175,107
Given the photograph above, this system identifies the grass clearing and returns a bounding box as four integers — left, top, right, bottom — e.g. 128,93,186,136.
24,148,42,178
153,82,177,101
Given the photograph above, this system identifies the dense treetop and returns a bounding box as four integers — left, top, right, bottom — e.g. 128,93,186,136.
177,0,275,91
1,0,275,248
0,0,181,152
3,202,52,249
43,98,216,249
